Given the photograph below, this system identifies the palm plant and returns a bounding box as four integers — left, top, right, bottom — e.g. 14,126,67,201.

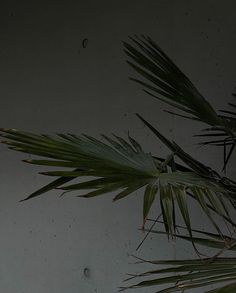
1,35,236,292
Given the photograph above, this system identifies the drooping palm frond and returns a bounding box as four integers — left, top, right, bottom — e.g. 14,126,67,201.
120,257,236,293
0,128,233,239
133,114,236,242
124,36,236,168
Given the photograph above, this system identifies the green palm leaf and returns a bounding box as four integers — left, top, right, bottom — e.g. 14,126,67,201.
0,128,157,187
120,257,236,293
123,36,223,126
143,183,158,227
1,128,234,240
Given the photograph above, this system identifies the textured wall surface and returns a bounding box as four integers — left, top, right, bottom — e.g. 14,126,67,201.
0,1,236,292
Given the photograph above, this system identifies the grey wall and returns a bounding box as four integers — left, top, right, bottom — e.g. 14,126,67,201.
0,1,236,292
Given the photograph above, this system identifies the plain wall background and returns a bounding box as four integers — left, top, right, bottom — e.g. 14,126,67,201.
0,1,236,292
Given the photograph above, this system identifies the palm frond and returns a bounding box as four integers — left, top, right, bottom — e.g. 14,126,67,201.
123,35,223,127
0,128,158,198
0,128,234,241
120,257,236,293
133,115,236,239
124,36,236,169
